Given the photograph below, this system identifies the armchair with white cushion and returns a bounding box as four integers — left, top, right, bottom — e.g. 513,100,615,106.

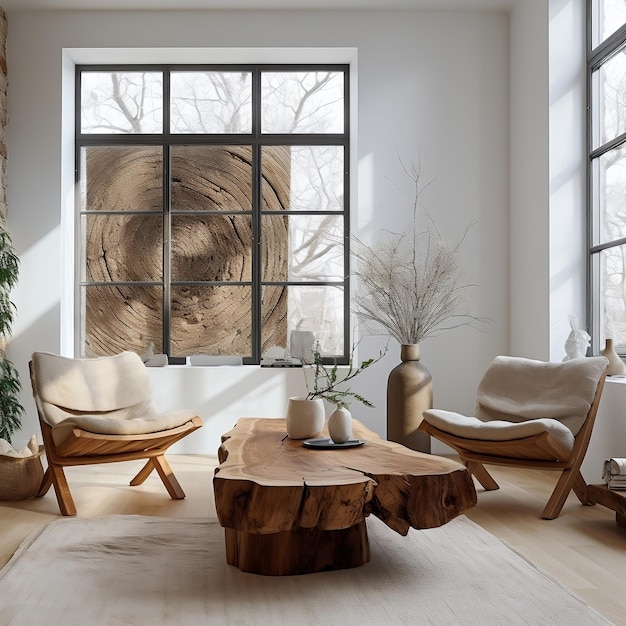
29,351,203,516
419,355,608,519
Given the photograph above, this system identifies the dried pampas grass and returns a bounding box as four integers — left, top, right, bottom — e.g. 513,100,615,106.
352,158,484,345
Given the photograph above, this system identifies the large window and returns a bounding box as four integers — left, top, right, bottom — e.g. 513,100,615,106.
76,65,350,364
588,2,626,352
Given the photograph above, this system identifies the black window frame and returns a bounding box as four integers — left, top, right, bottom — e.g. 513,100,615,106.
75,63,351,365
587,3,626,354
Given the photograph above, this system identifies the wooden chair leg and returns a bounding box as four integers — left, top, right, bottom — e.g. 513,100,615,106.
571,471,590,505
466,461,500,491
152,456,186,499
542,468,579,520
48,464,77,516
37,467,53,497
129,459,155,486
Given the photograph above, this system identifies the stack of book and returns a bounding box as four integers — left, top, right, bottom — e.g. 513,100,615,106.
602,458,626,490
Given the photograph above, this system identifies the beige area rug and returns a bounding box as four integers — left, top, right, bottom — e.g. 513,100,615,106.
0,514,611,626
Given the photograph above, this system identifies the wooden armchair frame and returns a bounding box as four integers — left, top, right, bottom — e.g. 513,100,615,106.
419,365,608,520
29,355,203,516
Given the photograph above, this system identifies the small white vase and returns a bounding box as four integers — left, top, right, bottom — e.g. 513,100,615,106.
328,406,353,444
286,397,325,439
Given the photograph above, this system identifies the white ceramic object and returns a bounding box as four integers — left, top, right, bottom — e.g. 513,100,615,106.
286,397,325,439
328,406,353,444
290,330,316,364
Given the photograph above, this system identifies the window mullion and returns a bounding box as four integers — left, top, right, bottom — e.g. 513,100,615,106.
163,70,173,361
251,68,262,364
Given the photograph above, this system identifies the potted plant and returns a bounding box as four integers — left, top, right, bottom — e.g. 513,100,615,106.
285,341,386,443
0,219,43,500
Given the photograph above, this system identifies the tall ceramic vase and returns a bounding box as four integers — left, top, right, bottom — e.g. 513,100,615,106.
387,344,432,453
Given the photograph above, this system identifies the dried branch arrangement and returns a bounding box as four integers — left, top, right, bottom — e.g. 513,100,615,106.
351,159,484,346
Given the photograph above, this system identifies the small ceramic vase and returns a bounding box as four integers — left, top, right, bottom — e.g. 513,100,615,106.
328,406,353,444
286,397,325,439
600,339,626,376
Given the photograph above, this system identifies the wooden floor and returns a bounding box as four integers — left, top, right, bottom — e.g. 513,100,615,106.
1,455,625,624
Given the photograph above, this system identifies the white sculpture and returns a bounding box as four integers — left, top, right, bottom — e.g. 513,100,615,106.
290,330,316,364
563,314,590,361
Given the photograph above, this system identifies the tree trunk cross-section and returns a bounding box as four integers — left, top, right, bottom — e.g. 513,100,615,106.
83,145,291,358
214,417,477,575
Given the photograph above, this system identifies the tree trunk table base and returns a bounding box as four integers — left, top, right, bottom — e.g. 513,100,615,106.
214,417,477,576
225,520,369,576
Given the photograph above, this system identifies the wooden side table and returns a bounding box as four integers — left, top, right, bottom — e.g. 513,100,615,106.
587,484,626,527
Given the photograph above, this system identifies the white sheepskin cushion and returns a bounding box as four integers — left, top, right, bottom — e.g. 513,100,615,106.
31,351,198,445
422,409,576,453
475,355,608,436
49,408,199,446
31,351,152,413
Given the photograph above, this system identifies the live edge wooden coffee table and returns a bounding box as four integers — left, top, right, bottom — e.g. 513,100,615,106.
213,417,477,575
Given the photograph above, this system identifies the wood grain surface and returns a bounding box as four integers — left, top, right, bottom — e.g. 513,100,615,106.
214,417,477,574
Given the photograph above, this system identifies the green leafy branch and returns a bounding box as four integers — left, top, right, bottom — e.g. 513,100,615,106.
305,342,387,408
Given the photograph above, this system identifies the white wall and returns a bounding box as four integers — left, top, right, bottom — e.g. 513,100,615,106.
549,0,587,360
5,8,510,454
509,0,551,359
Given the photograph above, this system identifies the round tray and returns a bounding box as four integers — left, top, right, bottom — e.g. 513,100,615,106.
303,438,365,450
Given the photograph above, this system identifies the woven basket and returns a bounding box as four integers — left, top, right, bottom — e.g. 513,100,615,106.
0,445,44,500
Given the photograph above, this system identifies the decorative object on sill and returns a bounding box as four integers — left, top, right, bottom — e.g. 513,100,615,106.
0,434,44,500
144,354,168,367
140,341,155,363
600,338,626,376
328,405,353,443
285,397,325,439
261,346,301,367
351,156,485,453
602,458,626,491
562,314,591,361
290,329,316,365
261,346,302,367
189,355,243,366
261,359,302,368
140,342,168,367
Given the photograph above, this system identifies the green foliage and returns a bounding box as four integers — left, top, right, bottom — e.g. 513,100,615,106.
0,358,23,442
0,222,23,444
305,342,386,408
0,229,18,338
